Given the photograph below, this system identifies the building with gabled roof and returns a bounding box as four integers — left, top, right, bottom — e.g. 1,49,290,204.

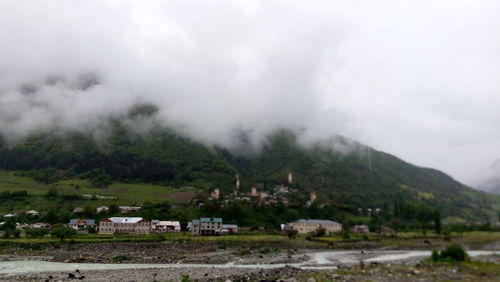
286,219,342,234
68,219,96,231
118,206,141,213
96,206,109,214
222,224,238,234
151,220,181,232
98,217,150,235
25,210,40,216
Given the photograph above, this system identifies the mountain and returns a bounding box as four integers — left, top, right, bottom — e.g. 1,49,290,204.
0,121,497,222
477,160,500,194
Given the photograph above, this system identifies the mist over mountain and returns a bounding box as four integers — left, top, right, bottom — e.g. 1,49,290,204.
0,116,496,222
2,1,500,186
476,160,500,195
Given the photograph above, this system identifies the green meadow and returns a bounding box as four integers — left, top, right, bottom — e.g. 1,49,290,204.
0,171,197,213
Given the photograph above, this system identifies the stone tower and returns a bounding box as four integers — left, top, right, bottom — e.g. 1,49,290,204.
310,191,317,202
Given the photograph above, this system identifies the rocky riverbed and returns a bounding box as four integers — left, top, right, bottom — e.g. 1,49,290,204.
0,240,498,281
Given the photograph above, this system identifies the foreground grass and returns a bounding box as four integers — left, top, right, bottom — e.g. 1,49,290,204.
1,232,497,250
294,260,500,282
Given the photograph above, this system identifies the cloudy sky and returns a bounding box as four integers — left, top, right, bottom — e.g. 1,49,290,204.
1,0,499,188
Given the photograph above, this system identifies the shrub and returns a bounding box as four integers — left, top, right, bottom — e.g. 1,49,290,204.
431,244,469,262
26,228,49,238
110,255,131,263
181,274,191,282
51,226,77,241
314,227,326,238
285,229,298,239
235,249,251,256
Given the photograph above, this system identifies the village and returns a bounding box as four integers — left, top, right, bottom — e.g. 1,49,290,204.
0,172,384,238
1,205,363,237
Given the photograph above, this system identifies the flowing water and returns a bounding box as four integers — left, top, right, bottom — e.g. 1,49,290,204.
0,250,496,276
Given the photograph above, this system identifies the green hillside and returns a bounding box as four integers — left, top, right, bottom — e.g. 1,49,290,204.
0,120,498,223
232,130,498,222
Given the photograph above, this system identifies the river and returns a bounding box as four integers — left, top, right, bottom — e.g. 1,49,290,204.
0,250,496,276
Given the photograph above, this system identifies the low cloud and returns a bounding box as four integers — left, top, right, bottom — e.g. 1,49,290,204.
1,1,500,187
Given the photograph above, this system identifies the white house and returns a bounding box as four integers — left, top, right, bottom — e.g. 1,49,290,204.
31,222,53,229
73,207,84,213
285,219,342,234
98,217,150,235
151,220,181,232
118,206,141,213
96,206,109,214
25,210,40,216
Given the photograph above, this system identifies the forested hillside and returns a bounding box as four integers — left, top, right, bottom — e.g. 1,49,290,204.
0,118,497,222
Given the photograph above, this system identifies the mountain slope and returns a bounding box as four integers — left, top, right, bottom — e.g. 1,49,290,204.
228,130,495,221
477,159,500,194
0,125,497,222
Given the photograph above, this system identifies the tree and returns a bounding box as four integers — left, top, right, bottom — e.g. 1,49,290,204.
26,228,49,238
83,169,112,188
285,229,298,239
43,209,59,223
108,204,119,215
314,227,326,237
45,188,59,198
51,226,77,241
434,211,442,235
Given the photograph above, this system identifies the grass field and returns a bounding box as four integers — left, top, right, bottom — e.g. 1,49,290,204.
1,232,497,248
0,171,197,204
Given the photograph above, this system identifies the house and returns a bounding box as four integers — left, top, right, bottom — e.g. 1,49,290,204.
191,218,223,236
96,206,109,214
31,222,53,229
3,213,16,218
118,206,141,214
151,220,181,232
68,219,96,231
98,217,150,235
350,225,370,234
222,224,238,234
285,219,342,234
25,210,40,217
16,223,30,230
73,207,84,213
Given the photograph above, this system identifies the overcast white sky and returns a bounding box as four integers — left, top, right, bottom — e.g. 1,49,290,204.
1,0,500,188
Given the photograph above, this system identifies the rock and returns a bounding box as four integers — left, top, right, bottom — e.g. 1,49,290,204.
68,273,76,279
412,269,420,275
307,278,316,282
78,276,85,280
